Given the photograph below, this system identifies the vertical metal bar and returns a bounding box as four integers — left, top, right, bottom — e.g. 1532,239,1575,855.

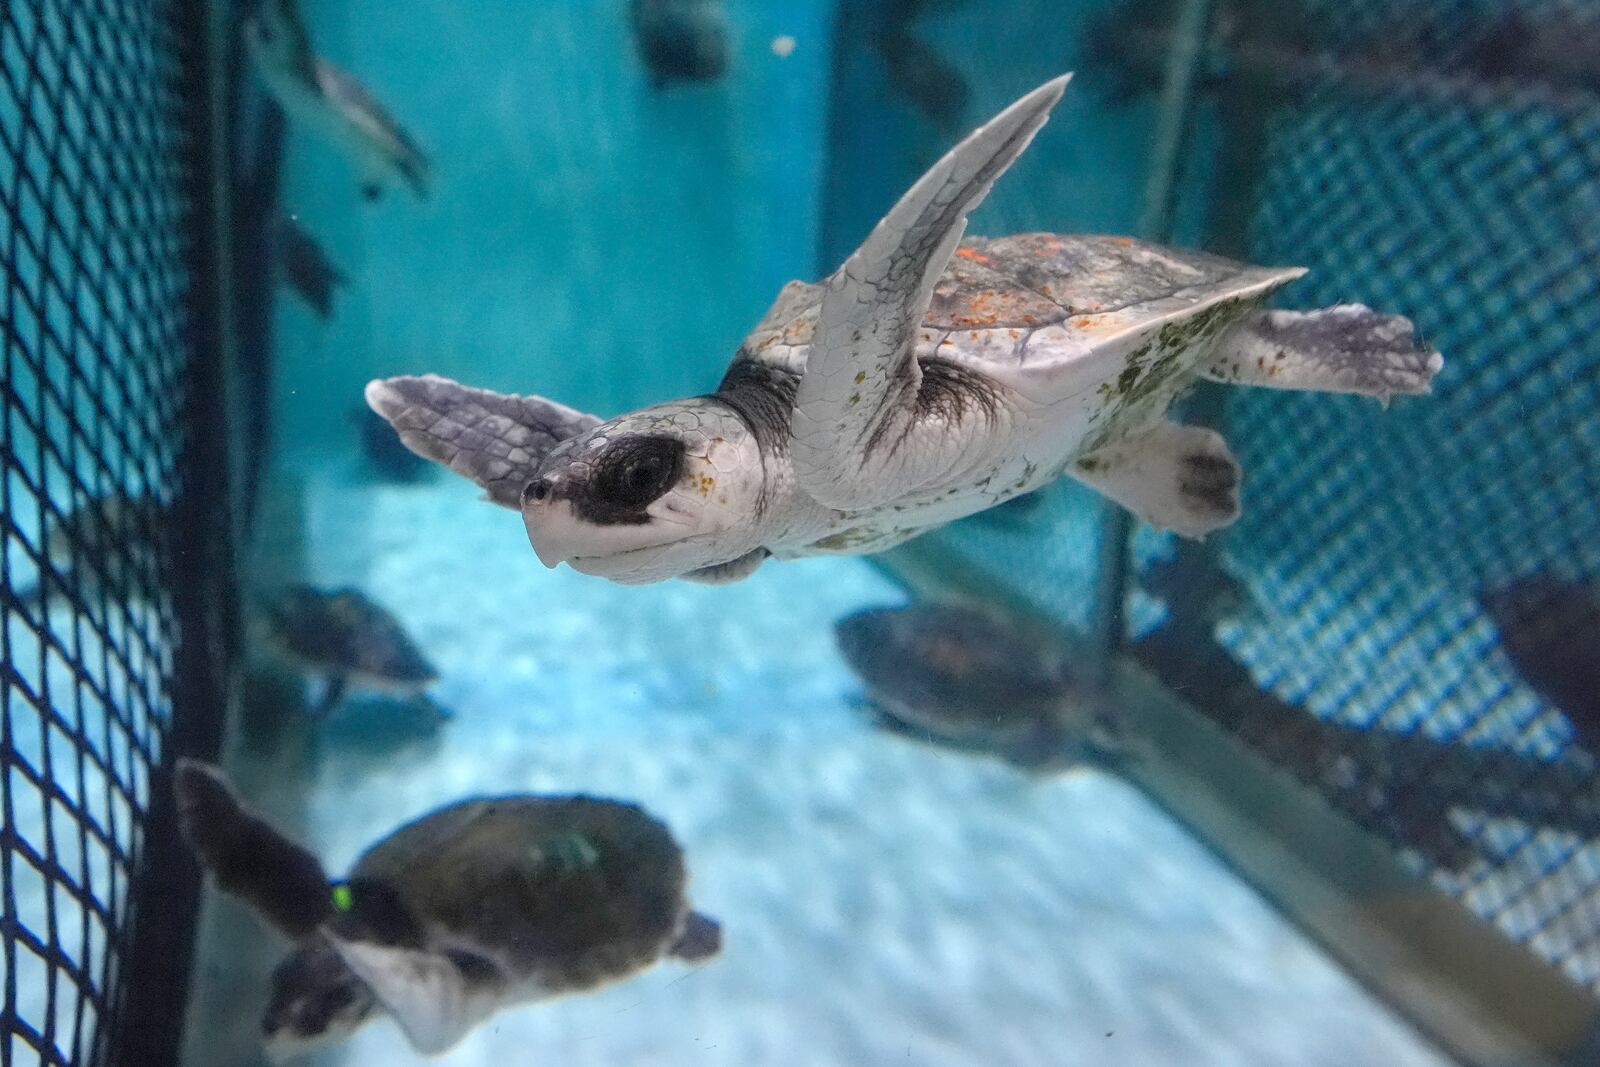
1086,0,1212,682
95,0,237,1061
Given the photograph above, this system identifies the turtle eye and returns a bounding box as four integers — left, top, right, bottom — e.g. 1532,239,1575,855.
593,435,685,512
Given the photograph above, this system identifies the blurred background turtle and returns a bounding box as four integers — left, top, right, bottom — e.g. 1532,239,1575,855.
276,216,346,319
174,760,721,1058
244,0,431,200
1481,574,1600,756
260,584,443,717
14,490,168,608
834,602,1123,771
629,0,729,90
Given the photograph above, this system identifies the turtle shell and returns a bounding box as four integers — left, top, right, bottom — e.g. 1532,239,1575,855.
265,585,437,690
742,234,1300,459
348,795,692,994
834,604,1070,744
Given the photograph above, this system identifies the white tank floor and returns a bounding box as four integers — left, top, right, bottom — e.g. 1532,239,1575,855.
267,463,1456,1067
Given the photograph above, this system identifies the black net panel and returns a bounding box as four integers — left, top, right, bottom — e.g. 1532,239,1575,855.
0,2,209,1064
1133,0,1600,992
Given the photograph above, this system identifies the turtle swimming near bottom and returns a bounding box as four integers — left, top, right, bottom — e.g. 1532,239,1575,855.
365,73,1442,587
834,603,1121,770
174,760,721,1058
261,585,441,717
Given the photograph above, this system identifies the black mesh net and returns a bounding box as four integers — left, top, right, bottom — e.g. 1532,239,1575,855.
1127,0,1600,993
0,2,215,1064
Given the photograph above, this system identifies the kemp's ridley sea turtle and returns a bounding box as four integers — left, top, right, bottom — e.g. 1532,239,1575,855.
366,74,1442,585
175,760,720,1057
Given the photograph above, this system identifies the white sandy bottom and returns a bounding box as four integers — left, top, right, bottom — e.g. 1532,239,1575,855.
267,465,1452,1067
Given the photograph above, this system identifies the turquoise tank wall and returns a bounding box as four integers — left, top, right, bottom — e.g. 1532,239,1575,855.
269,0,835,457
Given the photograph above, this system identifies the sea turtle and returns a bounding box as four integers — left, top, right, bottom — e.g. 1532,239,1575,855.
364,73,1441,587
261,585,441,716
246,0,431,201
1481,575,1600,752
834,603,1121,770
18,491,167,607
174,760,721,1057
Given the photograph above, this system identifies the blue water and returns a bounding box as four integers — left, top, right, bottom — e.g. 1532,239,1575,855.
217,1,1459,1065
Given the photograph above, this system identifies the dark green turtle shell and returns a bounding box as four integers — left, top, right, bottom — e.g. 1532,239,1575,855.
347,794,691,993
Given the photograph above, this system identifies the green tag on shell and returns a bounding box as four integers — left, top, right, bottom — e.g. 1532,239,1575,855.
332,883,353,912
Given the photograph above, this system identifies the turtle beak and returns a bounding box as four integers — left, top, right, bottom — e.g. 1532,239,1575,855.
521,480,577,569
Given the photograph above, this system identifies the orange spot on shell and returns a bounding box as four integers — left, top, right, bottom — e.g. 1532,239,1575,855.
954,247,994,264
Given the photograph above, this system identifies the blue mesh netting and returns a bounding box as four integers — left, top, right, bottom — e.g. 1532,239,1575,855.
0,2,203,1064
1167,0,1600,990
897,0,1600,995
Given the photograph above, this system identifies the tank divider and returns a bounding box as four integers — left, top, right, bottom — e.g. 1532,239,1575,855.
877,538,1600,1067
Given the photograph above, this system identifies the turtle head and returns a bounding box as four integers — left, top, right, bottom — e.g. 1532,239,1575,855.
262,940,377,1059
520,400,768,583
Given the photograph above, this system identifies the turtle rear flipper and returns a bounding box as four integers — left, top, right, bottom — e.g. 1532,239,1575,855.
173,759,333,938
365,375,603,509
1069,421,1241,539
1203,305,1443,402
671,911,722,961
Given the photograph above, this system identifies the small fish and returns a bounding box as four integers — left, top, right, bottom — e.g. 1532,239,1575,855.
277,217,347,319
835,603,1121,771
350,404,432,483
629,0,730,90
1480,575,1600,752
260,584,442,717
244,0,431,201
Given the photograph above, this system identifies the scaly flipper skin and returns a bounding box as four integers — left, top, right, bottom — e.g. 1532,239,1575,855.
789,73,1072,511
365,375,602,509
1203,305,1443,402
329,938,476,1056
680,547,769,584
173,759,333,938
1069,421,1241,539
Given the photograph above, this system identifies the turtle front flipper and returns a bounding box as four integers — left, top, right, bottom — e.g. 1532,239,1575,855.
680,547,769,584
173,759,333,938
365,375,603,508
326,937,481,1056
1069,421,1241,539
1202,305,1444,403
789,74,1072,511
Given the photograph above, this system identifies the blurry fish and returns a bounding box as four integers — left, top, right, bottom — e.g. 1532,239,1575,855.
871,28,971,135
629,0,730,90
834,603,1122,771
349,404,432,483
277,217,347,319
1481,575,1600,752
174,760,720,1058
244,0,431,201
260,585,443,717
14,491,167,607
